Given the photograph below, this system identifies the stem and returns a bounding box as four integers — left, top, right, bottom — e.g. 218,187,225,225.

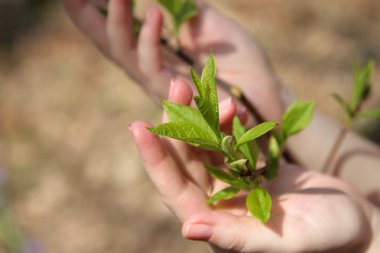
321,125,349,174
99,9,296,164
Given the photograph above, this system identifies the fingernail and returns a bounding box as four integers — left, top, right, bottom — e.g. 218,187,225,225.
168,78,176,100
183,224,212,240
146,7,159,25
219,97,233,112
128,122,133,131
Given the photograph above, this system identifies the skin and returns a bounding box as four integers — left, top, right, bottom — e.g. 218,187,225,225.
60,0,283,119
130,79,377,253
60,0,380,251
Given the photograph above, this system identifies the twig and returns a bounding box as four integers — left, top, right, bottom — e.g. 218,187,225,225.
321,125,349,174
99,10,295,163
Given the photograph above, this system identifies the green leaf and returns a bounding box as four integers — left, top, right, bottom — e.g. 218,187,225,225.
204,165,250,189
204,165,234,182
190,68,204,97
355,109,380,120
350,59,375,111
281,100,315,140
194,97,220,138
201,52,217,99
229,159,248,168
232,116,259,171
148,122,220,151
332,92,352,117
246,188,272,223
207,187,240,204
193,53,220,137
158,0,198,36
265,135,280,180
220,135,236,161
175,0,198,32
236,121,278,147
162,100,219,140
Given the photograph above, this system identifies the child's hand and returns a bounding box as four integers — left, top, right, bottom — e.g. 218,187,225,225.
130,79,375,253
61,0,284,119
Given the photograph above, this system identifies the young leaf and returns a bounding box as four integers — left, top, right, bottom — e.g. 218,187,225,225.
158,0,198,36
191,53,221,138
236,121,278,147
246,188,272,223
204,165,250,189
229,159,248,169
350,60,374,111
194,97,220,138
355,109,380,120
207,187,240,204
281,100,315,140
174,0,198,36
332,92,352,117
265,135,280,180
232,116,259,171
162,100,219,140
190,68,204,97
148,122,220,151
221,135,236,161
201,53,217,98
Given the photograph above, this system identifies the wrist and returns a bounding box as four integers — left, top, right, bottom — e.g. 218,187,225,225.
367,206,380,253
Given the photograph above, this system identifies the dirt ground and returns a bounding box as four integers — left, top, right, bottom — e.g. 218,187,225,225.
0,0,379,252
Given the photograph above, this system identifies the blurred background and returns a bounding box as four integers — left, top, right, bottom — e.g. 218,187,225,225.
0,0,379,252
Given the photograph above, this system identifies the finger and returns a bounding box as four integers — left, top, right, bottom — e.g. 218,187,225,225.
162,80,212,193
219,97,235,133
130,120,209,221
61,0,109,53
130,120,186,195
107,0,135,60
236,106,249,126
137,7,164,76
162,79,193,123
182,212,282,252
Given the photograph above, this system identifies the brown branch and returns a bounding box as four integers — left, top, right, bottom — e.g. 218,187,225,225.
321,126,349,174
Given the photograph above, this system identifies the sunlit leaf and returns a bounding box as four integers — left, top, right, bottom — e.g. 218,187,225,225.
148,122,220,151
204,165,250,189
246,188,272,223
162,100,219,141
281,100,315,140
236,121,278,147
193,53,221,137
332,92,352,117
158,0,198,36
350,59,375,111
207,187,240,204
355,109,380,120
265,135,280,180
194,97,220,138
190,68,204,97
232,116,259,171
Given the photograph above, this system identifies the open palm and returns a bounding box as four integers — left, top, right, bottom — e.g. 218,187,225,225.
130,79,372,253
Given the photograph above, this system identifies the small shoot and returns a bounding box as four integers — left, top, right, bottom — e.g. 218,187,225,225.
265,99,315,179
158,0,198,37
323,59,378,173
149,53,314,223
333,59,378,125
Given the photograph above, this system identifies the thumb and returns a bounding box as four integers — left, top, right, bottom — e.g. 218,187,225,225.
182,211,282,252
